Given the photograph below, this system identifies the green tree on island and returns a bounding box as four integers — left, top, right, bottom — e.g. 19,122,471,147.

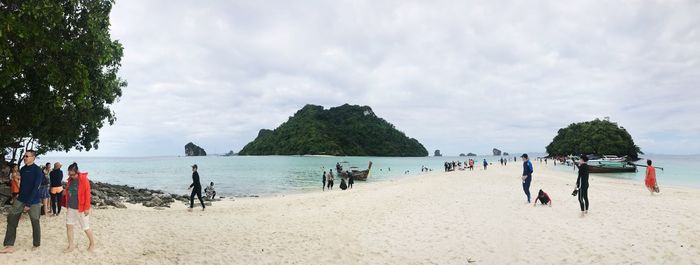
546,119,642,160
0,0,126,164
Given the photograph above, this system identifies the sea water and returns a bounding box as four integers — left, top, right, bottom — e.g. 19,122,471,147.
548,154,700,189
33,154,698,196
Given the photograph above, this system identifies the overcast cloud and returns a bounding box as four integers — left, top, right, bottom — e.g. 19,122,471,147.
54,0,700,156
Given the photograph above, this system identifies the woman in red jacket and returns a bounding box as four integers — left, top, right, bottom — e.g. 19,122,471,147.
62,163,95,253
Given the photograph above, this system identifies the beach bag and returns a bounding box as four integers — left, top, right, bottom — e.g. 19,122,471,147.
571,189,578,197
654,185,660,193
340,179,348,190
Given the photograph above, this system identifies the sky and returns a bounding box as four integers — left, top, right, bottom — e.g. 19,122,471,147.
53,0,700,157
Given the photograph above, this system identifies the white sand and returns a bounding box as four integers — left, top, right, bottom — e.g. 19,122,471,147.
1,162,699,264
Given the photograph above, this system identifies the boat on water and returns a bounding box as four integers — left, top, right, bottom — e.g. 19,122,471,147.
338,161,372,181
587,156,637,173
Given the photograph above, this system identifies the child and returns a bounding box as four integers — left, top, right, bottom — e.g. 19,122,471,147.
533,189,552,207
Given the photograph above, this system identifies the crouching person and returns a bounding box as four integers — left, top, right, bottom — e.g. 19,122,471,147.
62,163,95,253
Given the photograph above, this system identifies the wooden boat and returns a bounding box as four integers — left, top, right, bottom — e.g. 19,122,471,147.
340,161,372,181
587,160,637,173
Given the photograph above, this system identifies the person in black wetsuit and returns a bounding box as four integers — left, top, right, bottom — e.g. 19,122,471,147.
188,164,205,211
348,171,354,189
576,155,590,216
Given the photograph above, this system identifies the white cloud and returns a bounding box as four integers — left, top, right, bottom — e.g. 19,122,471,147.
52,0,700,156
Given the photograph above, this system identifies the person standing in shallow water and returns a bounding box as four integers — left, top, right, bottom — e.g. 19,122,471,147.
322,171,326,191
576,155,590,217
188,164,205,211
645,160,658,195
348,171,354,189
521,154,533,203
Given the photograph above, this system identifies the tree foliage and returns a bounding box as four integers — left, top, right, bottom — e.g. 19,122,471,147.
239,104,429,156
546,119,642,159
0,0,125,157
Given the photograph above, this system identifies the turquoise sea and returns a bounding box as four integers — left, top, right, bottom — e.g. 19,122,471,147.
549,154,700,189
33,154,698,196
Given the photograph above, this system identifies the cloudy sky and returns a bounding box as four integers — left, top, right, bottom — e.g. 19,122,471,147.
56,0,700,157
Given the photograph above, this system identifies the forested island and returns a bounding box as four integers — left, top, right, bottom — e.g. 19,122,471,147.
546,119,642,160
239,104,428,156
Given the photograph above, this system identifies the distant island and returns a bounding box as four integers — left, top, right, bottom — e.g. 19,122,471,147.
493,148,502,156
546,118,642,160
434,150,442,157
238,104,428,156
185,142,206,156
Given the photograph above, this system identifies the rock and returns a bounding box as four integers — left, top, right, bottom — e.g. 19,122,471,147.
467,153,477,156
104,197,126,209
143,196,172,208
459,153,466,157
185,142,207,156
493,148,502,156
143,196,162,207
503,152,510,156
434,150,442,157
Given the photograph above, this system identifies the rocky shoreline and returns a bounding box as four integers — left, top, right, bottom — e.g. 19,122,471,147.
90,181,194,209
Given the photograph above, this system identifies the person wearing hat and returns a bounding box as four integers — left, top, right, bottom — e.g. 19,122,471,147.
188,164,205,211
521,153,534,203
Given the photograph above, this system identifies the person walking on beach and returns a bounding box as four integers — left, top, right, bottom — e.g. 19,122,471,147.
521,154,533,203
1,150,43,253
188,164,205,211
62,163,96,253
40,164,51,215
322,171,326,191
483,159,488,170
50,162,64,216
469,159,474,171
645,160,658,195
327,169,335,190
9,165,20,205
576,155,590,216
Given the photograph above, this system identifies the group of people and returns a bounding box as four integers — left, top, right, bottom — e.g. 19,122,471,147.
522,153,660,217
322,167,354,191
1,150,95,254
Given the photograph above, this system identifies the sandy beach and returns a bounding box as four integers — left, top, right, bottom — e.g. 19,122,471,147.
1,162,699,264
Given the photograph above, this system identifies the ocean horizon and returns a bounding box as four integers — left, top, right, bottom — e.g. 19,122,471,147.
21,153,699,197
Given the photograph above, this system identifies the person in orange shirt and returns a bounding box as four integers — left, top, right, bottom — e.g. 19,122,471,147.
645,159,658,195
10,165,20,204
